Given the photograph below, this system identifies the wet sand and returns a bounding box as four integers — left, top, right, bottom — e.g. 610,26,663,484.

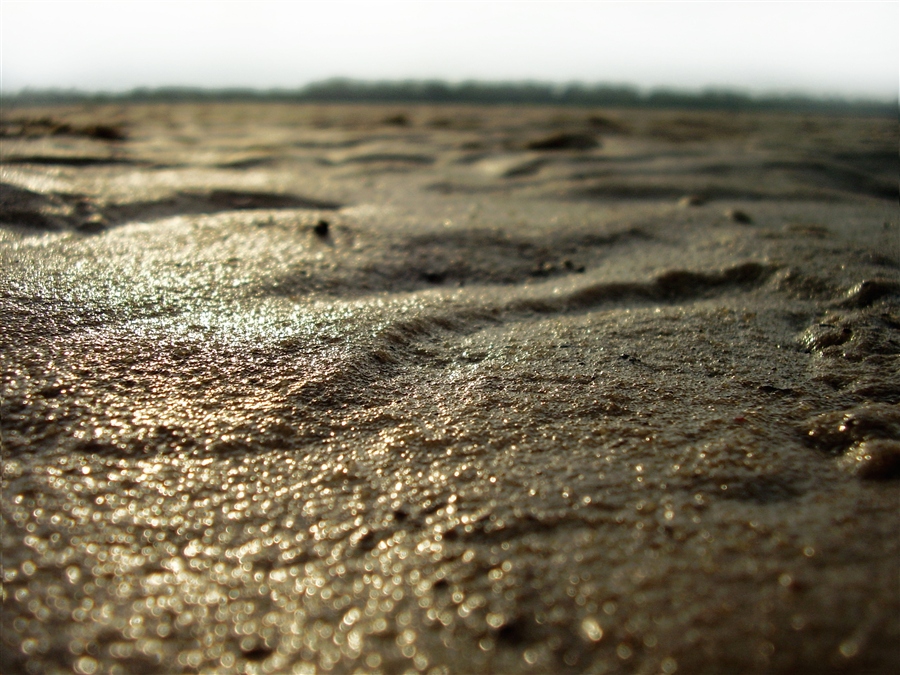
1,103,898,674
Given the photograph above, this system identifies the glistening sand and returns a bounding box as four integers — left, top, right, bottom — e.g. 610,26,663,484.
1,104,898,674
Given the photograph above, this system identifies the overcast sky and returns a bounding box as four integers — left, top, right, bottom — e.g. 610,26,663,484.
1,1,897,99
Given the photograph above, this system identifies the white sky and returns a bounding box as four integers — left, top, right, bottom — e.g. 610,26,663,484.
1,1,897,99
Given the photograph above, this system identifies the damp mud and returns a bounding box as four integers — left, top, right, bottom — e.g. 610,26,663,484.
1,104,898,674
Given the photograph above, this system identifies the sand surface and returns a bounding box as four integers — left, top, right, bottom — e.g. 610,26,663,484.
1,103,898,674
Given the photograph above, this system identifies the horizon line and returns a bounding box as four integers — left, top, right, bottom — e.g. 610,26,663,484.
3,79,897,104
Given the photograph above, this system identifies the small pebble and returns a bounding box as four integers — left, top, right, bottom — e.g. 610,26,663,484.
843,278,899,308
382,113,410,127
838,440,900,480
678,194,706,207
726,209,753,224
313,219,330,238
76,214,108,234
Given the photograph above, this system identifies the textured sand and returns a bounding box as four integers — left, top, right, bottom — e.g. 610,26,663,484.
1,104,898,674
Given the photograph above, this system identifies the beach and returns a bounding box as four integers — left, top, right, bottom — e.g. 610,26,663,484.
1,103,898,674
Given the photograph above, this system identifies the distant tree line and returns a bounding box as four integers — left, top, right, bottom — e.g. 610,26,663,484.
2,79,896,116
